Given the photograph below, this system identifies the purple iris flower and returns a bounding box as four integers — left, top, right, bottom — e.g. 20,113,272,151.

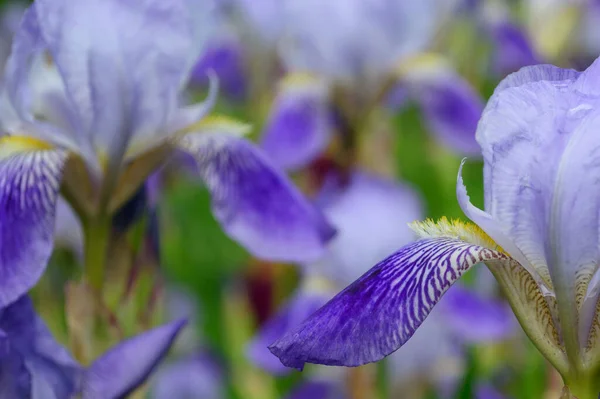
0,0,334,309
0,294,185,398
250,171,513,394
270,59,600,397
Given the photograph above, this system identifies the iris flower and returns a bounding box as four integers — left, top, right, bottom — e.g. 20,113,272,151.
0,294,184,398
0,0,334,308
252,172,513,396
271,60,600,398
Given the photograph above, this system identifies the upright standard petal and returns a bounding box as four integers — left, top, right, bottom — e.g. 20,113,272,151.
10,0,216,169
270,234,509,369
178,119,335,263
0,140,67,307
82,319,187,399
476,59,600,352
260,73,332,171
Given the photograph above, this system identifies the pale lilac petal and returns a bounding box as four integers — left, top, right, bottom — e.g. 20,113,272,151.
493,64,579,94
440,285,516,343
150,353,224,399
0,149,67,307
1,296,81,399
285,380,346,399
14,0,215,165
413,72,483,155
477,61,600,299
269,238,509,369
260,75,332,171
311,171,422,287
1,8,83,155
82,319,186,399
247,292,329,375
179,132,335,263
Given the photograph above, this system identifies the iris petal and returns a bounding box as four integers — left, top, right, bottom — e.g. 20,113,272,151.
269,237,508,369
260,74,332,171
178,131,335,263
0,146,67,308
82,319,187,399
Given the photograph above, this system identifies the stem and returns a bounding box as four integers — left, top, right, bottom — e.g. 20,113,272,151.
564,375,600,399
83,217,111,293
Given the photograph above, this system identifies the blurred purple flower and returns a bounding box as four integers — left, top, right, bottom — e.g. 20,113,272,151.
0,295,185,398
150,352,224,399
489,21,539,76
260,74,333,171
398,58,484,155
0,0,335,308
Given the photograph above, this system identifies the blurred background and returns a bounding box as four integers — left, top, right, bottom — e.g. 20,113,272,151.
5,0,599,397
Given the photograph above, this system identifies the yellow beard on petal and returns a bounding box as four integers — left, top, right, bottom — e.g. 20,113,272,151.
176,114,252,138
409,216,505,253
0,135,54,160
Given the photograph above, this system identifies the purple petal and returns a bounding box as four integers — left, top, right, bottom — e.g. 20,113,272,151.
440,285,516,343
82,319,187,399
247,291,329,375
490,21,540,76
0,149,67,307
150,353,224,399
179,132,335,263
311,171,422,287
412,71,483,155
285,380,346,399
191,37,246,100
260,74,332,171
269,238,508,369
1,295,80,399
